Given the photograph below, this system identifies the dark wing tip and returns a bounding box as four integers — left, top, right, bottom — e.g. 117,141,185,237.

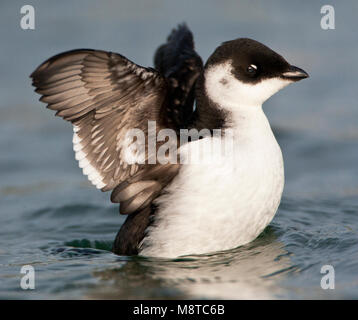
153,23,203,129
165,22,195,52
30,49,98,81
154,23,196,72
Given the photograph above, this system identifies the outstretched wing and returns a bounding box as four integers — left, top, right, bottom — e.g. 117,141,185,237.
31,49,167,195
31,25,204,255
154,23,203,129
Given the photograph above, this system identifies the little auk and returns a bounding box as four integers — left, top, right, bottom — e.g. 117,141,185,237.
31,24,308,258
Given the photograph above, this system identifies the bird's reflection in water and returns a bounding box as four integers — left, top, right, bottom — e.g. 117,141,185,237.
87,227,293,299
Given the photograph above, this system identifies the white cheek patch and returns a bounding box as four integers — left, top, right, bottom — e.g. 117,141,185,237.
72,125,106,189
249,77,292,105
205,61,291,110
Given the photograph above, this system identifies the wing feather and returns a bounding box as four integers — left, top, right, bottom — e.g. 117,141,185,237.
31,49,169,213
32,25,204,254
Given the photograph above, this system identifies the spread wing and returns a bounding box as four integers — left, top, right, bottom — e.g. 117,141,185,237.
31,49,169,205
154,23,203,130
31,24,204,255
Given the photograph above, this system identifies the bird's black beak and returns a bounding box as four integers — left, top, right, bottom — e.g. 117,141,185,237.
281,65,309,81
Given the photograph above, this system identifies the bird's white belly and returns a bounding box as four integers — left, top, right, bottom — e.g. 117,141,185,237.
140,130,284,258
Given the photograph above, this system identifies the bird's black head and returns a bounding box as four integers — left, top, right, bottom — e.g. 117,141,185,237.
206,38,308,84
203,38,309,108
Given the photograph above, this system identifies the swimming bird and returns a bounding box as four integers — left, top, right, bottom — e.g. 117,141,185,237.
31,24,308,258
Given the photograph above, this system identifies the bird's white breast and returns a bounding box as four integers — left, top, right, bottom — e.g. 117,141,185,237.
140,107,284,258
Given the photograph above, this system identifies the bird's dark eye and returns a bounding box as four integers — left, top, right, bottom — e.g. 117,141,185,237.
246,64,258,76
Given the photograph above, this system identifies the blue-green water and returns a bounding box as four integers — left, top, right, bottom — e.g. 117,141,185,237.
1,1,358,299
